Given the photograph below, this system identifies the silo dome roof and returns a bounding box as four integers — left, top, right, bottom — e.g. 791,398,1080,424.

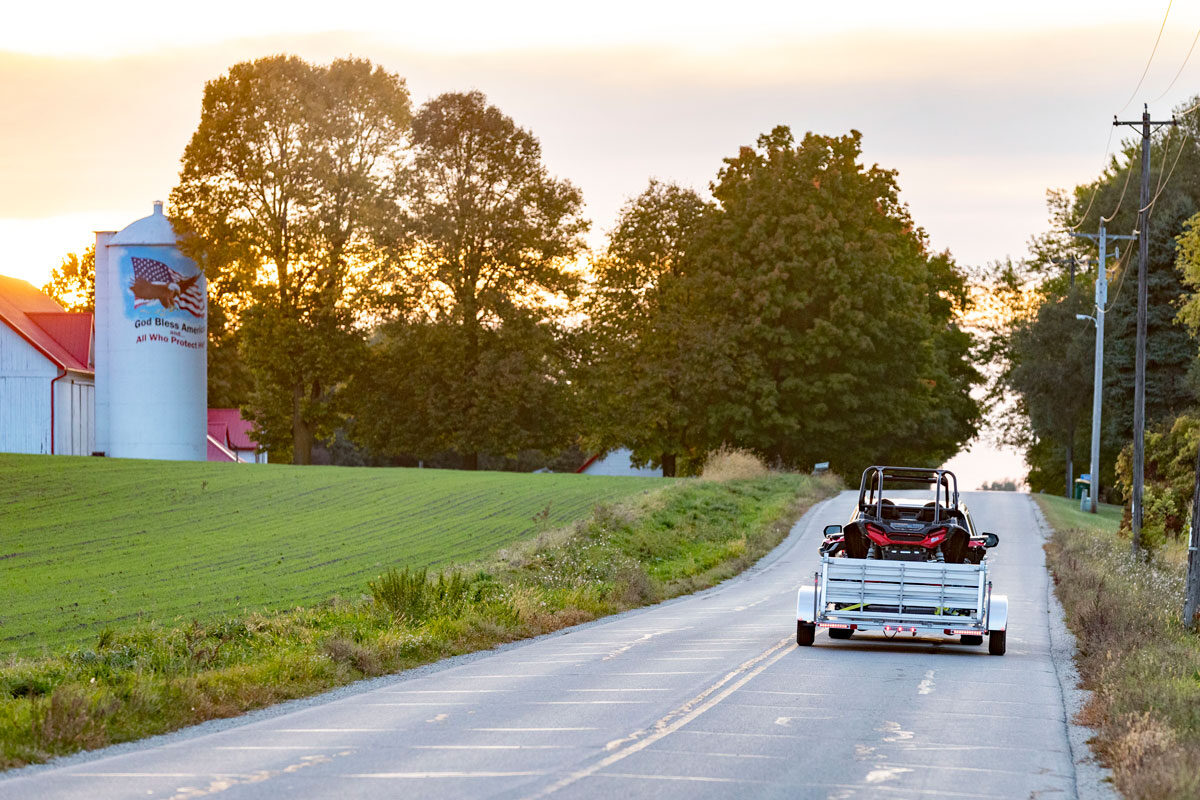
110,201,178,246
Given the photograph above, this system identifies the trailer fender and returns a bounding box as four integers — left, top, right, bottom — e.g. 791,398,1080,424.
797,586,817,623
987,594,1009,632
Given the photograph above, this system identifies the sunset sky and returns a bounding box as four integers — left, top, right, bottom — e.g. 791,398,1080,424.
4,1,1198,485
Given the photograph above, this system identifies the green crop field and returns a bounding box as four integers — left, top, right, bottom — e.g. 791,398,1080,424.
1,454,663,656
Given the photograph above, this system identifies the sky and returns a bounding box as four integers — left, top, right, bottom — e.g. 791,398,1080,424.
5,0,1200,487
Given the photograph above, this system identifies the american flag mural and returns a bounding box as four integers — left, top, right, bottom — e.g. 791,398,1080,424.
130,256,205,318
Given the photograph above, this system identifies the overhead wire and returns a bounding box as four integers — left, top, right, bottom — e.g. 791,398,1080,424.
1140,130,1190,215
1068,125,1117,230
1153,24,1200,102
1117,0,1174,115
1103,234,1138,311
1099,130,1190,312
1101,149,1138,222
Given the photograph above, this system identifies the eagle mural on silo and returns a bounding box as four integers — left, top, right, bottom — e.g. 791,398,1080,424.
128,256,205,316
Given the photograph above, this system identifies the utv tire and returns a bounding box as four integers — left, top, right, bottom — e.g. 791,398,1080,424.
828,627,854,640
988,630,1007,656
796,621,815,646
960,634,983,646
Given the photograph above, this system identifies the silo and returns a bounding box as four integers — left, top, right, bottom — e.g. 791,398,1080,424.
100,201,207,460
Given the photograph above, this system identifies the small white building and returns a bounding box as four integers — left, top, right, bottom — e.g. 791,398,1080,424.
0,275,95,455
576,448,663,477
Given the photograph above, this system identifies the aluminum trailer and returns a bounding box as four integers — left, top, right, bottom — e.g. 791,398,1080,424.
796,556,1008,655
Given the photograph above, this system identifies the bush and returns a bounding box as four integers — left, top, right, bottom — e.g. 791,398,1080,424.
701,446,770,481
368,567,475,622
1114,414,1200,551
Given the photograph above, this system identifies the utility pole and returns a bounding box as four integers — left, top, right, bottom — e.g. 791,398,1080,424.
1072,224,1135,513
1114,105,1178,556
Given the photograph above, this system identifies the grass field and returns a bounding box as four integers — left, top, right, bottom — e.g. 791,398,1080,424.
1035,494,1123,535
1,454,662,655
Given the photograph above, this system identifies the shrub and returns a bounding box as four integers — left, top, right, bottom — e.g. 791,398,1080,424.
1114,414,1200,548
368,567,476,622
701,446,770,481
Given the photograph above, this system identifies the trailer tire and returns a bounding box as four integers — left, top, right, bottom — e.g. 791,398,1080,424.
960,634,983,646
828,627,853,640
988,630,1006,655
796,621,815,646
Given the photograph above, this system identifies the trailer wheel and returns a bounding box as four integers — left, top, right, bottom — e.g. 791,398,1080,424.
988,630,1006,656
828,627,853,640
960,634,983,646
796,621,815,646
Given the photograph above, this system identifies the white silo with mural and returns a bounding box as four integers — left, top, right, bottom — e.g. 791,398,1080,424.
95,202,207,460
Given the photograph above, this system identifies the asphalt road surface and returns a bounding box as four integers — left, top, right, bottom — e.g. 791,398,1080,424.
1,491,1082,799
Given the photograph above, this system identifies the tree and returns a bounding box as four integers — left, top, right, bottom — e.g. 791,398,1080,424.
171,56,412,463
1007,288,1095,496
43,246,95,312
360,91,588,469
689,126,979,477
585,180,714,476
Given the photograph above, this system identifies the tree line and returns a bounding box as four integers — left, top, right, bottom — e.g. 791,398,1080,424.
46,55,980,477
991,95,1200,547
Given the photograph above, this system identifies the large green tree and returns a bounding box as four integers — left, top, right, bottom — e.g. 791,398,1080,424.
689,126,979,476
584,180,714,476
171,55,411,463
353,91,588,469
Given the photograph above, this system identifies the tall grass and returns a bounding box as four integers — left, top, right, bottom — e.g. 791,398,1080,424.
1039,495,1200,800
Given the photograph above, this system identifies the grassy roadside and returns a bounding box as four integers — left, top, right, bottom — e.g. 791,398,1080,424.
1036,494,1200,800
1,470,838,770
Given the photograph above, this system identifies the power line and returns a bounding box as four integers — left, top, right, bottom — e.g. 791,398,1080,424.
1154,25,1200,102
1101,147,1138,222
1140,130,1191,215
1103,236,1137,311
1145,124,1177,210
1069,125,1117,230
1118,0,1174,114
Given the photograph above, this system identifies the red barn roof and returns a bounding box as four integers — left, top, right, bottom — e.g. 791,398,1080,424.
207,408,259,452
0,275,93,373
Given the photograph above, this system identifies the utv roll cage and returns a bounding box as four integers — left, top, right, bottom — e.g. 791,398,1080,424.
858,466,960,526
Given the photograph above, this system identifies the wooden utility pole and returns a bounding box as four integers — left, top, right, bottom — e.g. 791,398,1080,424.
1114,105,1178,556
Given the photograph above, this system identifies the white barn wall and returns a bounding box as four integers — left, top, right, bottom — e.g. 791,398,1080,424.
54,375,94,456
0,323,54,454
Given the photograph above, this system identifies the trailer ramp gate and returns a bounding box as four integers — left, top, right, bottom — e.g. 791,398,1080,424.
815,558,990,633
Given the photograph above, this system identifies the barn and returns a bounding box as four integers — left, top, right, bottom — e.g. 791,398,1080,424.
0,275,94,455
207,408,268,464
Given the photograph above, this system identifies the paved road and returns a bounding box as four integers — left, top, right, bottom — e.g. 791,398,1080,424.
1,491,1080,799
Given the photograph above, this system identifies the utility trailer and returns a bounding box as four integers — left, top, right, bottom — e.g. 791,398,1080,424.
796,556,1009,655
